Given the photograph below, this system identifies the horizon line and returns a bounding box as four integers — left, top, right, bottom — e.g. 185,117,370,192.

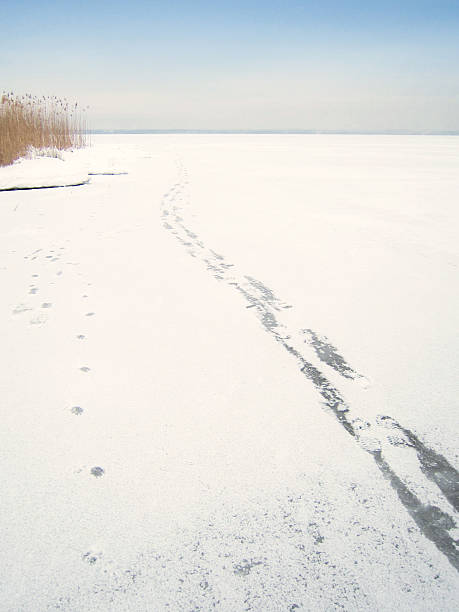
90,129,459,136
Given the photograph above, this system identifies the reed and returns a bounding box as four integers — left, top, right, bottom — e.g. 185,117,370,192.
0,92,87,167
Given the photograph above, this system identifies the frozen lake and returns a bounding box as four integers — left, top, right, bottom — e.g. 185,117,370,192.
1,134,458,610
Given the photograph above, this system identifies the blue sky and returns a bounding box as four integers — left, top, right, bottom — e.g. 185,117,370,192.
2,1,459,130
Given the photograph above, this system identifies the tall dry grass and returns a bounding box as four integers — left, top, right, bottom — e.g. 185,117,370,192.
0,92,87,167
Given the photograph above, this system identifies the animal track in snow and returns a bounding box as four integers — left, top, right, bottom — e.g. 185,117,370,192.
13,304,32,315
30,313,47,326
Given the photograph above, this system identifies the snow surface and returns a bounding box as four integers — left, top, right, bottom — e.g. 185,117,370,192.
0,134,458,610
0,153,88,190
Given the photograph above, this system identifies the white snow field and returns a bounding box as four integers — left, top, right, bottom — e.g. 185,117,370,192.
0,134,458,611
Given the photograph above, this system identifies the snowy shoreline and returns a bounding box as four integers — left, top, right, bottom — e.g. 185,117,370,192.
0,145,129,190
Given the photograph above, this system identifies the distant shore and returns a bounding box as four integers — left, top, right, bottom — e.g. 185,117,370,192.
91,128,459,135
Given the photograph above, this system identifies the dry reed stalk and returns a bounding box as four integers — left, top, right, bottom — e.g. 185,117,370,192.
0,92,88,167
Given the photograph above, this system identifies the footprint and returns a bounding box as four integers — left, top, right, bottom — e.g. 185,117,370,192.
80,366,91,372
82,549,102,564
76,334,86,340
41,302,52,309
85,312,95,317
29,288,38,294
30,313,47,325
90,466,104,478
352,418,371,432
13,303,32,315
71,406,84,415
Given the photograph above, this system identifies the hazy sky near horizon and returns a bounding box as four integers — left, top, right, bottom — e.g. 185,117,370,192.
2,0,459,130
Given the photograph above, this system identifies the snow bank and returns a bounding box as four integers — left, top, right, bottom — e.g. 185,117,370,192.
0,145,128,190
0,153,90,190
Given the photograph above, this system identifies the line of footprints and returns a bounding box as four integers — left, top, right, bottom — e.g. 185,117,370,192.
74,297,104,479
16,246,105,480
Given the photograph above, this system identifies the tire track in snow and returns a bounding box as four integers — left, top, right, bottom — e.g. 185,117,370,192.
160,158,459,572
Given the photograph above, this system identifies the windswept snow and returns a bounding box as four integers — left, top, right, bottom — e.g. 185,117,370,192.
0,134,458,611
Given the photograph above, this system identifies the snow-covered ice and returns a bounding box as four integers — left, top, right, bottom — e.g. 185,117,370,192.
0,134,458,610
